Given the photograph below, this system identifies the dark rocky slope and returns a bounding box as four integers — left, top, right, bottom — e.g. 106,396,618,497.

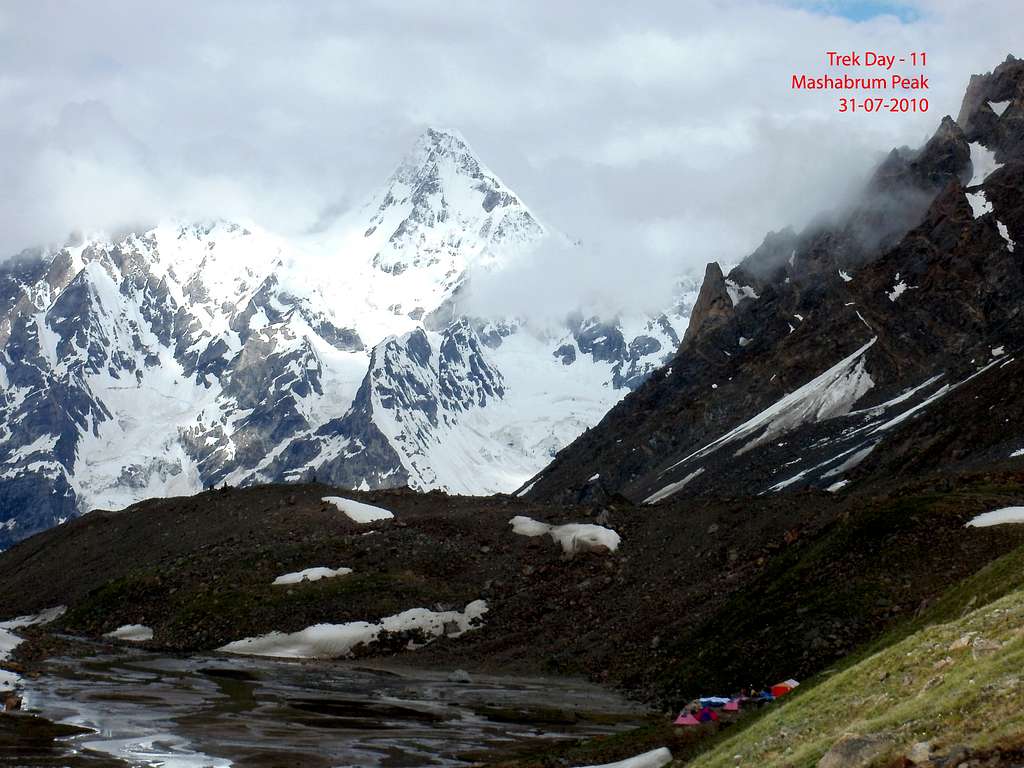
522,55,1024,507
4,466,1024,710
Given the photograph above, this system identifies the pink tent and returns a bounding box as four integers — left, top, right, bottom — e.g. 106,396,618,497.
724,699,740,711
673,713,700,726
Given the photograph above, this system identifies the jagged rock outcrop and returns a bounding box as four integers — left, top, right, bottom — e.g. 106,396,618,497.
958,54,1024,154
682,262,735,349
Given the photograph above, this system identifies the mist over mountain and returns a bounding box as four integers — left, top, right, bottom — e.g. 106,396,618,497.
523,55,1024,508
2,1,1021,318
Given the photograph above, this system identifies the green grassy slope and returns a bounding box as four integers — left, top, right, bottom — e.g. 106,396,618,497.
686,542,1024,767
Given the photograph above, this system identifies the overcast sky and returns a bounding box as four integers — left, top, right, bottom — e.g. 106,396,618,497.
0,0,1019,314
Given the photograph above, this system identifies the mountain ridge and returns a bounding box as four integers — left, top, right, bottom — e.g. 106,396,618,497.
522,55,1024,506
0,127,696,548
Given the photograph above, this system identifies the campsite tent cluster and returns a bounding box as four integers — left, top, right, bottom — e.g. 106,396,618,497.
673,679,799,726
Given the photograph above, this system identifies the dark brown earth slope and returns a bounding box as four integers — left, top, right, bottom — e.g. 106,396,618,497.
4,468,1024,710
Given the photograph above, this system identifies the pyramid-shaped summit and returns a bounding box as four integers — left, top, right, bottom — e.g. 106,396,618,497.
394,127,485,183
362,127,545,275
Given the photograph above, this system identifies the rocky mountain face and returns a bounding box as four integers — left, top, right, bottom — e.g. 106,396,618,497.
524,55,1024,505
0,128,696,548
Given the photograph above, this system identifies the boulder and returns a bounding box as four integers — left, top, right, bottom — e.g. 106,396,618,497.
818,733,893,768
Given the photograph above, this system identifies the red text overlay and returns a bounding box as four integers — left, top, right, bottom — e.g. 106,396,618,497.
792,51,930,113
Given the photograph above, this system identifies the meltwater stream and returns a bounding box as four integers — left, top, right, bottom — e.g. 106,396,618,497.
22,647,648,766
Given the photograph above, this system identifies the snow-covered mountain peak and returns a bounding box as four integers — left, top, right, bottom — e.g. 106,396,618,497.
0,126,700,548
358,127,544,280
394,127,482,184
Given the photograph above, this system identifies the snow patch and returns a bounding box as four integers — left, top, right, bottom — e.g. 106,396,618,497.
848,375,944,419
871,356,1004,435
966,191,993,218
966,507,1024,528
870,384,950,433
514,478,538,498
104,624,154,642
663,339,875,476
821,443,877,478
582,747,673,768
969,142,1003,186
997,221,1015,252
725,280,759,306
218,599,488,658
0,606,65,690
322,496,394,523
273,566,353,585
509,515,621,555
766,438,878,494
643,468,705,505
989,100,1011,116
888,275,915,302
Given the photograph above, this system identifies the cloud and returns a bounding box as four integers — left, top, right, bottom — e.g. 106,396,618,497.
0,0,1019,316
463,226,693,324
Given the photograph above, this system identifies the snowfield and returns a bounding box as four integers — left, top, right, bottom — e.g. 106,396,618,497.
218,600,488,658
648,337,877,502
272,566,353,585
322,496,394,523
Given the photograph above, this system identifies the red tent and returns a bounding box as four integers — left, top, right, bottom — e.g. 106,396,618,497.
770,678,800,698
